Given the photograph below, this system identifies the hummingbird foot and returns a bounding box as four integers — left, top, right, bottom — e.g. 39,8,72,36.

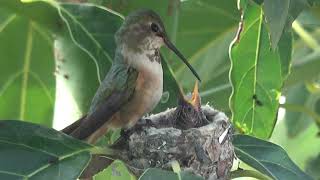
120,128,133,139
122,118,157,136
120,122,149,139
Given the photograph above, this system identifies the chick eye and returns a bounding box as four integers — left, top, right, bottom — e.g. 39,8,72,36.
151,23,159,33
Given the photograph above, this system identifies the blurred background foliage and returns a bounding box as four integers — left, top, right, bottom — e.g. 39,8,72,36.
0,0,320,179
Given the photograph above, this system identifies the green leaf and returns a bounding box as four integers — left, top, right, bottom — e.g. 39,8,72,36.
53,32,101,128
305,153,320,179
233,134,313,180
139,168,203,180
0,0,129,128
286,51,320,87
229,3,292,138
282,23,320,137
263,0,313,49
0,3,55,126
271,117,320,174
52,3,124,127
94,160,134,180
0,0,182,129
284,83,320,137
1,0,61,32
0,120,91,179
297,6,320,28
57,3,124,82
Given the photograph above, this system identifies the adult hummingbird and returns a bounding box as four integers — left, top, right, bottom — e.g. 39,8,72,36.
63,9,201,143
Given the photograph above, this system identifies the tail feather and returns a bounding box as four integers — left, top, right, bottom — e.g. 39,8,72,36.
61,115,86,135
62,116,115,179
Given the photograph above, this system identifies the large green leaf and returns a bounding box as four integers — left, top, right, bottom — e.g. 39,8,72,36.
53,32,101,129
305,153,320,179
284,6,320,87
98,0,239,112
296,5,320,28
233,134,312,180
57,3,123,81
271,117,320,176
1,0,61,32
229,2,292,138
0,2,56,126
52,3,124,128
286,51,320,86
263,0,313,49
0,0,180,127
0,120,91,179
283,23,320,137
284,83,320,137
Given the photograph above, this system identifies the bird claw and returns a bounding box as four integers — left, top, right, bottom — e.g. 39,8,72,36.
120,128,131,139
120,119,156,138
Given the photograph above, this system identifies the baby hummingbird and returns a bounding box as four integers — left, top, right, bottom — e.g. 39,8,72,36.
63,9,201,143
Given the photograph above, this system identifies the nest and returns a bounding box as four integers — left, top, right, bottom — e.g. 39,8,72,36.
82,105,234,180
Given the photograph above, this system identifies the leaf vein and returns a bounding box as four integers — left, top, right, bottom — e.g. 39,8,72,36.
235,147,277,179
19,23,33,120
0,14,16,33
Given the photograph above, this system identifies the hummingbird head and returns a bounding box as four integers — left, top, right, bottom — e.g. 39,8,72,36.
115,9,201,82
115,9,166,51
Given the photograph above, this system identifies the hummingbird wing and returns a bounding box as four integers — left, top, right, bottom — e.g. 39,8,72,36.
67,62,138,140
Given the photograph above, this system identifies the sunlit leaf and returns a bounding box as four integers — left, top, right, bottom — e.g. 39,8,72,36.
229,2,292,138
52,3,124,128
0,2,56,126
57,3,124,81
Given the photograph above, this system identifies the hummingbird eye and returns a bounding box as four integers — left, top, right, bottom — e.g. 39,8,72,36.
150,23,160,33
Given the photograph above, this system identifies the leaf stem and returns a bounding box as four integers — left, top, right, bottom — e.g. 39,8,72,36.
230,169,270,180
280,103,320,128
292,21,319,50
20,22,33,120
171,160,182,180
90,146,115,155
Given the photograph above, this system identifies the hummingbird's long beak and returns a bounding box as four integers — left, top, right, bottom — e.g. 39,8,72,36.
163,37,201,82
